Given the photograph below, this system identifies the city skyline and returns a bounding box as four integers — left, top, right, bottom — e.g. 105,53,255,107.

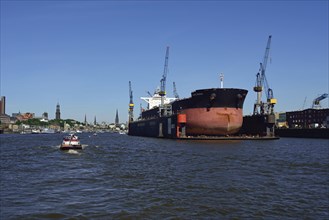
1,97,121,124
1,1,328,122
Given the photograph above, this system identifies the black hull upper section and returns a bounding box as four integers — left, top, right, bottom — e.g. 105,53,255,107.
141,88,248,119
173,88,248,110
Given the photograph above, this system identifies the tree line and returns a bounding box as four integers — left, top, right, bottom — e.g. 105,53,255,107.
15,119,83,127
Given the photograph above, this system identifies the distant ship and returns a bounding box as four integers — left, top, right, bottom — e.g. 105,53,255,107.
128,87,248,138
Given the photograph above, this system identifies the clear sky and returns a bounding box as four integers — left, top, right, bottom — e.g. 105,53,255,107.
1,0,328,123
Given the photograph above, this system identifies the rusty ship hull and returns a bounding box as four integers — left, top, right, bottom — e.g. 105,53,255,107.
171,88,247,136
180,107,243,135
128,88,248,138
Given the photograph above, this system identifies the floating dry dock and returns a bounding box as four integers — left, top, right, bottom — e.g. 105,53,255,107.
129,113,279,140
177,135,279,141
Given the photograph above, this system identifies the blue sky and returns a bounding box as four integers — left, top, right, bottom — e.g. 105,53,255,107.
1,0,328,123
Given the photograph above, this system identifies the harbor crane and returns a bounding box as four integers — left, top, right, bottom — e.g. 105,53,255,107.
312,93,328,109
173,82,179,99
253,35,277,115
301,96,307,110
159,46,170,108
128,81,134,122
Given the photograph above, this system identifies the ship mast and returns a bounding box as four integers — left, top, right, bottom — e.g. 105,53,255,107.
219,73,224,88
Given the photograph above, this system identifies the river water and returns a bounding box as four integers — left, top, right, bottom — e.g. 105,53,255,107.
0,133,328,219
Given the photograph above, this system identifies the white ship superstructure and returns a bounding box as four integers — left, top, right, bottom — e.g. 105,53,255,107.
141,89,176,109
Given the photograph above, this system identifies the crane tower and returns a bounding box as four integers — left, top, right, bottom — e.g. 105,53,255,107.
128,81,134,122
159,46,170,107
253,35,277,115
173,82,179,99
312,93,328,109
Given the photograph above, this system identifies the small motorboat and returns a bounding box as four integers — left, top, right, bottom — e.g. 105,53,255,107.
60,134,82,150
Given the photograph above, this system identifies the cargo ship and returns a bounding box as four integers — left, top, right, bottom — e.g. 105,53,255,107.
128,87,248,138
128,46,248,139
128,37,282,140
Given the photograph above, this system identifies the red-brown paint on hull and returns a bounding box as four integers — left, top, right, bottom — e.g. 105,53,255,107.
181,107,243,135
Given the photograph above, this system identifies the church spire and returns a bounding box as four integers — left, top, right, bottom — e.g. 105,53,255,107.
55,103,61,120
115,109,119,125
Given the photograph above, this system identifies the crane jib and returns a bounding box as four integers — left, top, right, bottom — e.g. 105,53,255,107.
160,46,170,95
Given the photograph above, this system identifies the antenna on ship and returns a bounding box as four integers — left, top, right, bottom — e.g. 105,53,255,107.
219,73,224,88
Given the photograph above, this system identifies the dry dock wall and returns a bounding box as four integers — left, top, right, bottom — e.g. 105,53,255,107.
276,128,329,139
128,115,178,138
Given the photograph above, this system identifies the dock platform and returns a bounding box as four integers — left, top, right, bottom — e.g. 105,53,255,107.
177,135,280,140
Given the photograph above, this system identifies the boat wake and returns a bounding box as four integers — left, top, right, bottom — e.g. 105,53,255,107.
54,145,61,149
67,149,80,154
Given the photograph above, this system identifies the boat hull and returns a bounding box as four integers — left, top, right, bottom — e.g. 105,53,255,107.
129,88,248,138
60,135,82,150
60,144,82,150
182,107,243,135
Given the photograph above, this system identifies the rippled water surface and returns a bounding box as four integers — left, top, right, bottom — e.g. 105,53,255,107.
0,133,328,219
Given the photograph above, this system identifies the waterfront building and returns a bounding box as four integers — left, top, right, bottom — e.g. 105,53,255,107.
0,96,5,115
0,96,10,125
42,112,48,120
56,103,61,120
15,112,35,121
286,108,329,128
275,112,287,128
12,112,20,118
63,121,70,131
0,114,10,124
